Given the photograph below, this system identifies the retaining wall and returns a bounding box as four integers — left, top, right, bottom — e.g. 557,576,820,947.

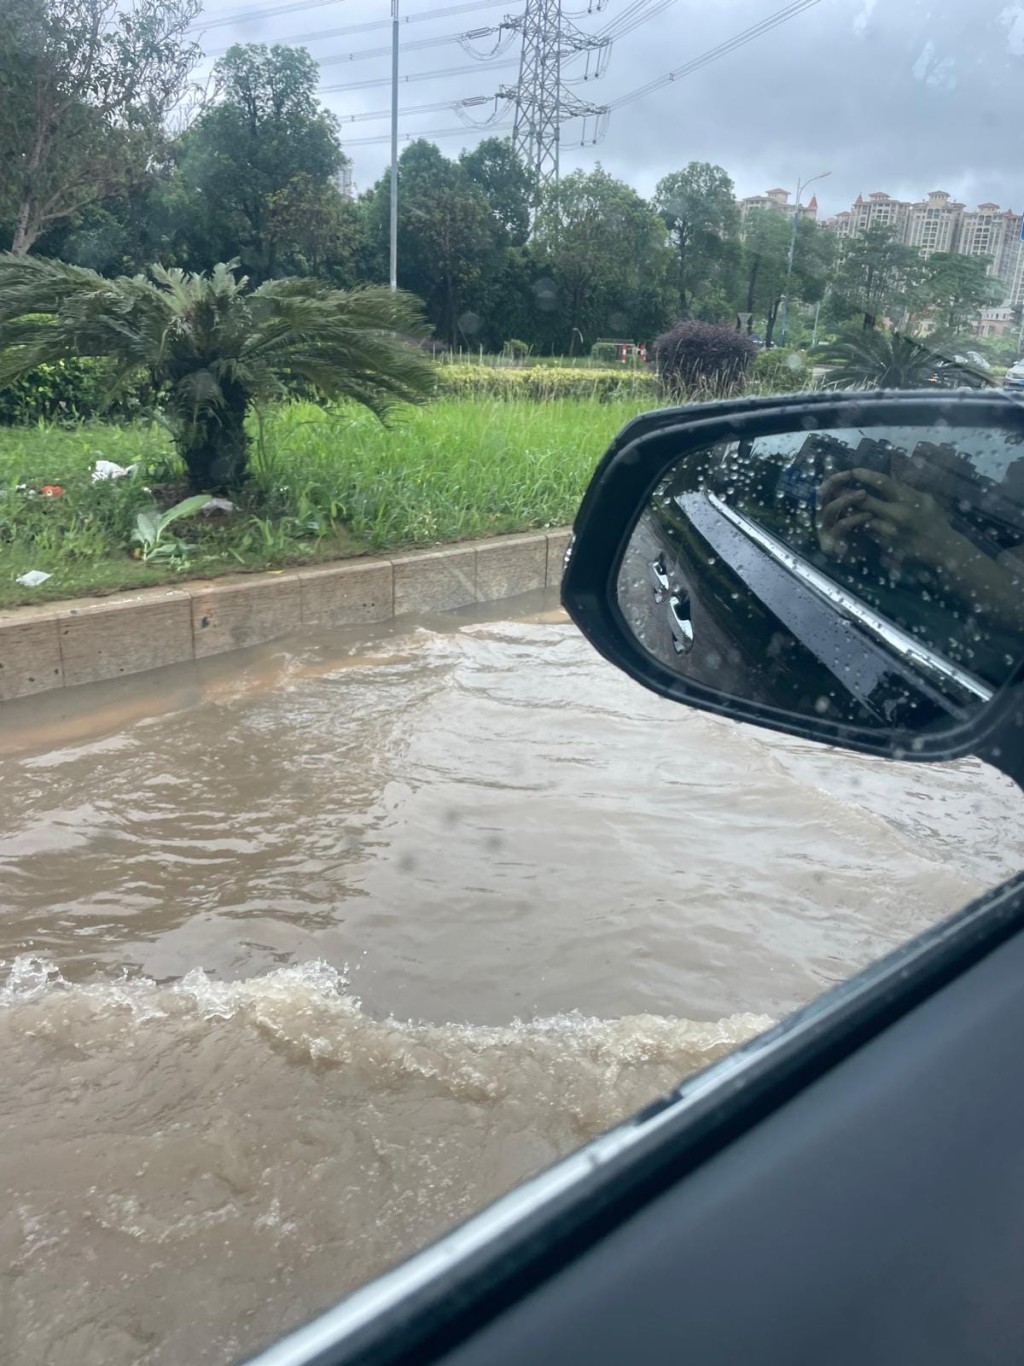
0,530,572,702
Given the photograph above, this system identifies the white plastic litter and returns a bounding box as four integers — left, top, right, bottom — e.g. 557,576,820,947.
92,460,138,482
16,571,52,587
201,497,235,514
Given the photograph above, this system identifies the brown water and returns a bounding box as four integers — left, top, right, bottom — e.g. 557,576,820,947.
1,591,1022,1365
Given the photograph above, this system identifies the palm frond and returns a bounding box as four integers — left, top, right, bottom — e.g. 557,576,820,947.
0,256,438,490
824,329,940,390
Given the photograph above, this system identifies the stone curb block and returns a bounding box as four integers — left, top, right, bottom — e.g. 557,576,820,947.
0,529,572,698
192,574,302,659
59,591,194,689
0,613,64,701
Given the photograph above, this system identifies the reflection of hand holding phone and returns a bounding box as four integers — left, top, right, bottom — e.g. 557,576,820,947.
855,442,892,477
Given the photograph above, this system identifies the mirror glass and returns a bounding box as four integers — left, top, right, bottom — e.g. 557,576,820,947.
617,420,1024,734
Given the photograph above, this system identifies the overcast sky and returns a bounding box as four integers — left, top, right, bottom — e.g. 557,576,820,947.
191,0,1024,216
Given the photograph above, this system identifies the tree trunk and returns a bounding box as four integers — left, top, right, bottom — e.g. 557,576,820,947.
764,297,780,347
11,198,39,255
178,384,250,494
745,259,760,326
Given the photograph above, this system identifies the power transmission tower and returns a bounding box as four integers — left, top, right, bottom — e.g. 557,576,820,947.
502,1,609,191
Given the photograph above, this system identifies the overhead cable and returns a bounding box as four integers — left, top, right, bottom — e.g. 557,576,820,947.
318,58,520,95
341,123,513,148
334,95,493,125
189,0,356,34
608,0,825,109
203,0,512,58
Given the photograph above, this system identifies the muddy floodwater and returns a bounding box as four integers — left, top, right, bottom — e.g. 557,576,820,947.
2,591,1022,1365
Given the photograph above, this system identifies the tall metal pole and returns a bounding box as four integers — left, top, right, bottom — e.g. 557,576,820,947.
389,0,399,293
553,0,562,189
778,170,829,346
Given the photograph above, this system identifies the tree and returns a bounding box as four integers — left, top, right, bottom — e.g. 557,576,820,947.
0,0,202,255
363,142,503,347
828,225,923,330
654,162,740,320
917,252,1004,335
531,166,676,351
738,210,834,346
0,254,437,491
267,173,360,283
176,44,346,281
459,138,536,247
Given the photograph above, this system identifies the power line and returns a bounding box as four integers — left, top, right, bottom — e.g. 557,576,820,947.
315,28,507,70
189,0,358,34
607,0,825,110
204,0,513,59
598,0,682,41
318,58,520,95
341,122,513,148
335,95,494,125
316,21,521,73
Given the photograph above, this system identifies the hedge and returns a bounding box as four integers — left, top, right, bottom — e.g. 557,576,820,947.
436,365,659,402
0,359,151,426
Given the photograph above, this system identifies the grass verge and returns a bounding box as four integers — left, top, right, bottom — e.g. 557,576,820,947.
0,396,652,609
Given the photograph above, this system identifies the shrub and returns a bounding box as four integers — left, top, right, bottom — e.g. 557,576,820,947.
502,338,531,359
0,358,151,425
823,329,944,390
753,347,811,391
435,365,658,402
653,321,756,396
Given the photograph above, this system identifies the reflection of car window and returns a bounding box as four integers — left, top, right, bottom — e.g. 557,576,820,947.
702,425,1024,691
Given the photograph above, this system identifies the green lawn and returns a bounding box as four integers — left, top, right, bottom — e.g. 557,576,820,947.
0,397,652,609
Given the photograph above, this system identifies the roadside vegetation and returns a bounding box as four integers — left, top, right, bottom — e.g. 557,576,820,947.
0,397,652,608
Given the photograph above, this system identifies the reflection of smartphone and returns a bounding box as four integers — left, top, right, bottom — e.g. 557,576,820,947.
855,440,892,476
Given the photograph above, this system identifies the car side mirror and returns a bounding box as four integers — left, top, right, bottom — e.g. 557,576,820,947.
562,392,1024,785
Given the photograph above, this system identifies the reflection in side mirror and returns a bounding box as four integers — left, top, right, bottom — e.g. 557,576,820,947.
617,420,1024,736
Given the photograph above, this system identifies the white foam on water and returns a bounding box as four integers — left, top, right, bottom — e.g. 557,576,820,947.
0,954,772,1098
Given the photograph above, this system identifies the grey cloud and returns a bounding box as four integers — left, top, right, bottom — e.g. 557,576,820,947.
195,0,1023,215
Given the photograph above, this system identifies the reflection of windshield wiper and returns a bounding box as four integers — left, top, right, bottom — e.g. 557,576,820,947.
705,491,993,705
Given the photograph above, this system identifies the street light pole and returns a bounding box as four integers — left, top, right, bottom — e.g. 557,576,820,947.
777,170,830,347
389,0,400,293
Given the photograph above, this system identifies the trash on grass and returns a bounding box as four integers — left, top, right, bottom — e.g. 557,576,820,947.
16,571,52,587
92,460,138,482
201,497,235,514
40,485,64,497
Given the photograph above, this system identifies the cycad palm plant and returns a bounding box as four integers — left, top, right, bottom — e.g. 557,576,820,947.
0,255,437,492
823,328,941,391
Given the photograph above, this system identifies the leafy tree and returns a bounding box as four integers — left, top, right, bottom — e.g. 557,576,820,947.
654,162,740,320
0,254,436,491
364,141,503,347
738,210,833,346
267,173,360,283
827,225,923,330
531,166,676,351
916,252,1004,335
459,138,536,247
0,0,202,255
176,44,346,281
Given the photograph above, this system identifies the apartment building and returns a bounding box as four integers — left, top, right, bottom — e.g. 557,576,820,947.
903,190,965,254
737,187,819,224
823,187,1024,305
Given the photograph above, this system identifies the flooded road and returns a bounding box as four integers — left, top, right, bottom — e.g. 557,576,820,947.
2,591,1022,1364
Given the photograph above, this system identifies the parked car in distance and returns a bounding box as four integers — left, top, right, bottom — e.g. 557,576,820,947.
1003,359,1024,391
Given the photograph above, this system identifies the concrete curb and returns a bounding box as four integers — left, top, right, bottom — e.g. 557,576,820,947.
0,529,573,701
